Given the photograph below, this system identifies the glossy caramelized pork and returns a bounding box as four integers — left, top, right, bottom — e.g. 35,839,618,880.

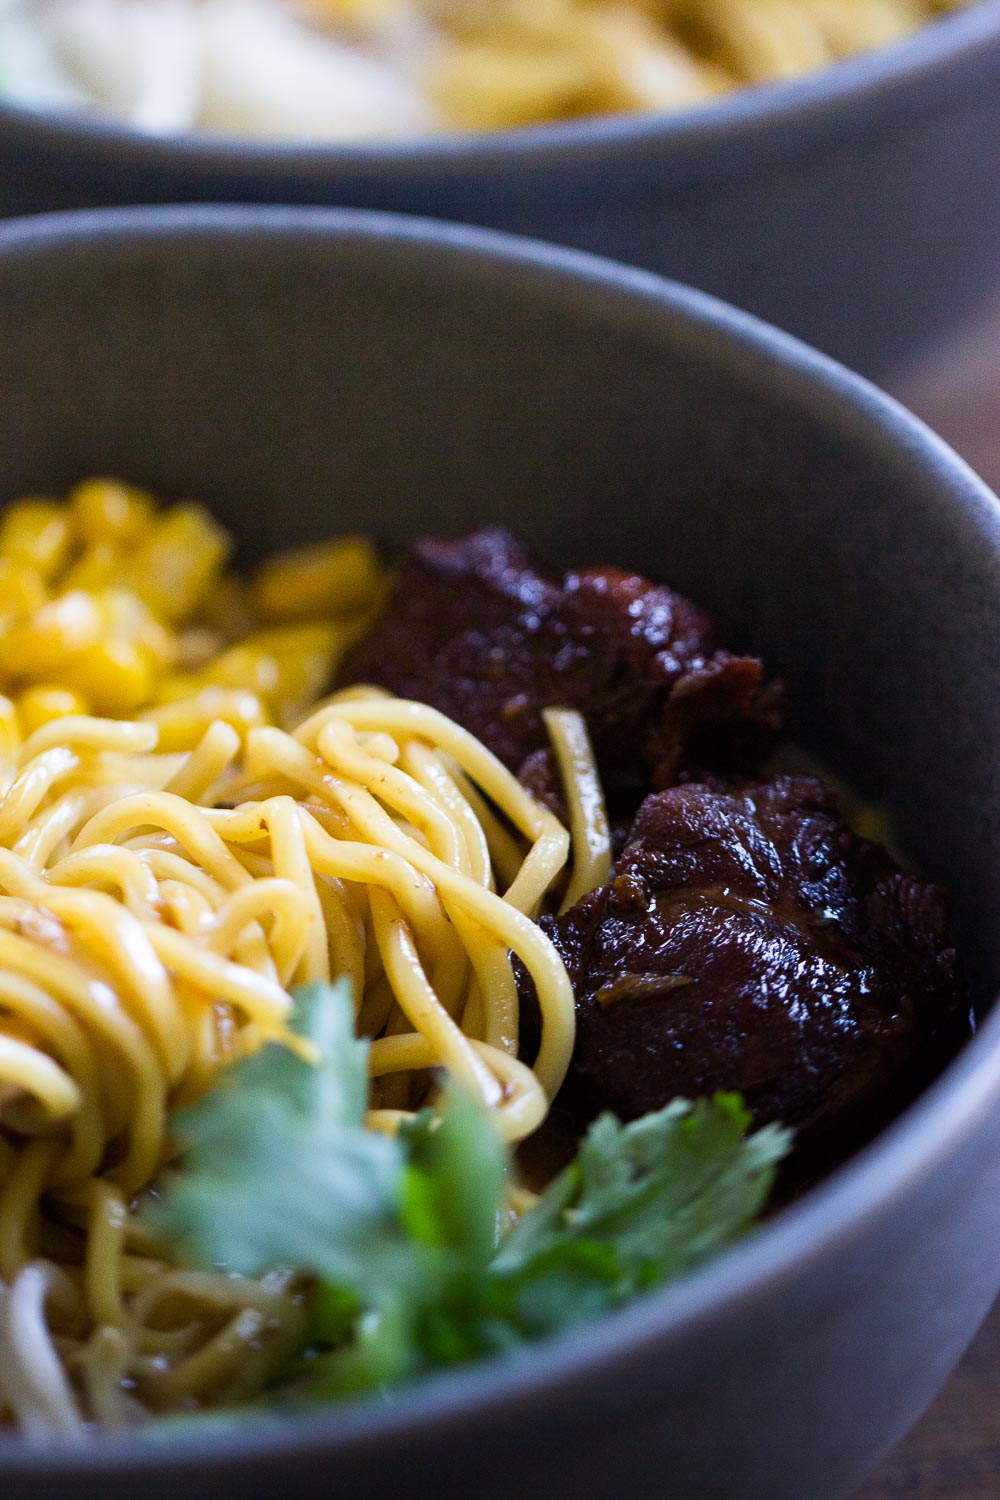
344,529,968,1179
530,776,966,1173
340,527,783,814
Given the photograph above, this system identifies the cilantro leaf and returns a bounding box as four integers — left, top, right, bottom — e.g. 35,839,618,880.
489,1095,791,1338
149,979,404,1289
399,1091,506,1266
302,1088,511,1395
149,981,791,1410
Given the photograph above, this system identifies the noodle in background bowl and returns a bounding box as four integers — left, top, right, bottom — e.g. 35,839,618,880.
1,204,1000,1497
0,2,999,377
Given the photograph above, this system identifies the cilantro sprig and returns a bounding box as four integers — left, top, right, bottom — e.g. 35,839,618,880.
150,981,790,1405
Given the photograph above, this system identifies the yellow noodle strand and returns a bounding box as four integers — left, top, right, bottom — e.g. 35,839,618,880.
543,707,612,911
0,621,583,1431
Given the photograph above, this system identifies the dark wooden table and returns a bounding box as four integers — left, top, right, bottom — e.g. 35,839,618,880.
859,1306,1000,1498
855,302,1000,1500
891,305,1000,497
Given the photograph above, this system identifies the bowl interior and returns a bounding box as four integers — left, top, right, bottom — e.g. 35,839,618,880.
1,206,1000,1491
3,7,1000,388
1,207,998,985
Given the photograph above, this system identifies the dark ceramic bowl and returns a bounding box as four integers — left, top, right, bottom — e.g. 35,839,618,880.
1,204,1000,1500
1,4,1000,377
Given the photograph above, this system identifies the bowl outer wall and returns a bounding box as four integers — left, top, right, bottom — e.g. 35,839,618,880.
0,2,999,376
0,206,1000,1498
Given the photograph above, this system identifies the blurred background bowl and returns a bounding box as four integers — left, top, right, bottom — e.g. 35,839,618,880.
1,204,1000,1500
0,3,999,378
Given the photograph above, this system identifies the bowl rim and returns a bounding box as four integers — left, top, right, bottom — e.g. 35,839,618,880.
1,202,1000,1475
0,0,999,180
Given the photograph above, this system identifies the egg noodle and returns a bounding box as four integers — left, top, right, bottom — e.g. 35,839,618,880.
0,481,611,1433
0,0,976,140
0,691,603,1431
424,0,976,131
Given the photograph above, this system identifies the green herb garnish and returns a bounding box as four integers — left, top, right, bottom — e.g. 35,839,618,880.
150,981,790,1404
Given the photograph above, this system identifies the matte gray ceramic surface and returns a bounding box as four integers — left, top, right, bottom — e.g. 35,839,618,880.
1,205,999,1500
1,4,1000,378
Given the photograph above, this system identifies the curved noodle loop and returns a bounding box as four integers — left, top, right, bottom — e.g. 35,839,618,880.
0,690,590,1431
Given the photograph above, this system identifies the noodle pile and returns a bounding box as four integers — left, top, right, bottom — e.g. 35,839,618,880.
0,0,977,140
0,635,609,1430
